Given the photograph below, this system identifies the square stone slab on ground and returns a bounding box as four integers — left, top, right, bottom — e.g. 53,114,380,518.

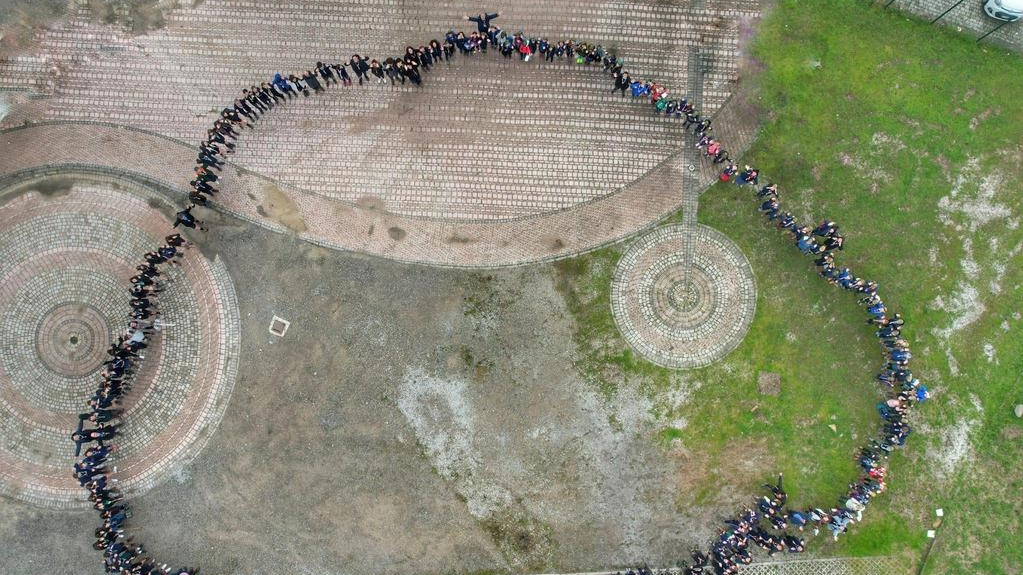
269,315,290,337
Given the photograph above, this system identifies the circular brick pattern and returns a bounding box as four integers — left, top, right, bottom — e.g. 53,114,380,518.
611,224,757,369
0,173,240,508
36,303,111,378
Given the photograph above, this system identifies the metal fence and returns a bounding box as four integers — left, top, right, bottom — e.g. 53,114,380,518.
874,0,1022,46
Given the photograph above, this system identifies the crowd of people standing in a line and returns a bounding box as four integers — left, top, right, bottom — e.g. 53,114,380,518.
72,12,926,575
71,231,198,575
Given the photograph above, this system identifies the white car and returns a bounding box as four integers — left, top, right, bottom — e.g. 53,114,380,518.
985,0,1023,21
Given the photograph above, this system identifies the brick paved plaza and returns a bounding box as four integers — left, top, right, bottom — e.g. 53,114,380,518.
0,172,240,508
0,0,762,267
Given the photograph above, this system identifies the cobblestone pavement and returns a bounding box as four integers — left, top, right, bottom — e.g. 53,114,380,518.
887,0,1023,48
539,555,911,575
736,555,911,575
0,172,240,508
610,223,756,368
0,0,763,267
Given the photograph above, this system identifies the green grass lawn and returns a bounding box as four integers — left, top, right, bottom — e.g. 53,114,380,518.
554,1,1023,573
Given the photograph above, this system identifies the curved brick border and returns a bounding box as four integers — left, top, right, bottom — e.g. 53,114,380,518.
611,224,757,369
0,173,240,508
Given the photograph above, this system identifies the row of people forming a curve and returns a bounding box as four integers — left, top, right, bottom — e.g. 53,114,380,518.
71,12,927,575
70,234,198,575
669,172,929,574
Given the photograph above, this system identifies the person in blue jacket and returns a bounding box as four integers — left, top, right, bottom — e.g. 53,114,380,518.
630,79,649,97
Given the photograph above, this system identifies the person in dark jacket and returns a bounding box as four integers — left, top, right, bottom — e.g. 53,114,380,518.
331,62,352,86
72,425,119,456
405,61,422,86
349,55,370,85
316,61,336,86
303,70,324,93
173,205,207,231
289,74,310,97
465,11,499,33
370,59,385,83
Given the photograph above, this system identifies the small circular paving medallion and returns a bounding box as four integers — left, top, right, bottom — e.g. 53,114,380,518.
0,173,240,508
611,224,756,369
36,303,110,377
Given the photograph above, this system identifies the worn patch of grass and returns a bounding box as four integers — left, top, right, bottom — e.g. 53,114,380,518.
553,247,643,399
555,1,1023,572
87,0,168,34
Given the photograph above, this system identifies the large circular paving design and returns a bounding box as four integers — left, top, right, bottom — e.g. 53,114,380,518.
611,224,757,369
0,173,240,508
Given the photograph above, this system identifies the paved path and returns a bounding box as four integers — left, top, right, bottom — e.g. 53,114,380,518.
0,0,763,268
0,100,754,267
679,46,708,279
538,555,911,575
736,555,910,575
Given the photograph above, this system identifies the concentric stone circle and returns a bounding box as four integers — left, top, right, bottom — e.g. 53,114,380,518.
0,172,240,508
36,303,110,377
611,224,757,369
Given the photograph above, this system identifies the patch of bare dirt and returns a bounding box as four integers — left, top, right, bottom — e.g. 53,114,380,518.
257,182,307,233
674,436,777,512
921,394,984,481
757,371,781,396
834,133,903,190
931,156,1018,349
